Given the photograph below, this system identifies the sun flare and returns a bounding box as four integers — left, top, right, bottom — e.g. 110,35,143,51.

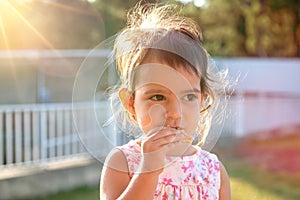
0,0,56,50
0,0,104,51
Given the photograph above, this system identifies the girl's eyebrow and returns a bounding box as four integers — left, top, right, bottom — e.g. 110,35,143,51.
142,88,201,95
143,88,170,95
182,88,201,93
191,88,201,93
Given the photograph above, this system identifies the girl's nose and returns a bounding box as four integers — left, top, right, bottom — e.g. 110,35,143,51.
165,99,182,120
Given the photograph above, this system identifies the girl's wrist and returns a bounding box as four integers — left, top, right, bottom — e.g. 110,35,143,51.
137,162,164,175
134,169,162,181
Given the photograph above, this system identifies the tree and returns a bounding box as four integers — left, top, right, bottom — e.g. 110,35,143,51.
239,0,297,56
182,0,298,57
92,0,139,38
269,0,300,56
180,0,246,57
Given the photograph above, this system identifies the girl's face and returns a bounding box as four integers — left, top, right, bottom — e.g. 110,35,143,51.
131,63,202,137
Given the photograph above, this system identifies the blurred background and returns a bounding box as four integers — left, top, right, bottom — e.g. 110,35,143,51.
0,0,299,199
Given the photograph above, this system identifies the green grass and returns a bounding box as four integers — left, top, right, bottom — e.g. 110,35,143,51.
34,186,99,200
35,159,300,200
226,159,300,200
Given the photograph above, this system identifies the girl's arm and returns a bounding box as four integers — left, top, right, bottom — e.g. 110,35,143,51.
219,161,231,200
100,129,183,200
100,149,160,200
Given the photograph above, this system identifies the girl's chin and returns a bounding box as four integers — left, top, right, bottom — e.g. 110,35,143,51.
166,142,196,157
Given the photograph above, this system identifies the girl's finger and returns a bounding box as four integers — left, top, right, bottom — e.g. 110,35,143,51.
153,133,185,147
142,132,185,152
147,127,179,141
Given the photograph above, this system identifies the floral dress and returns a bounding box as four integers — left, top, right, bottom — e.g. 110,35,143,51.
118,140,221,200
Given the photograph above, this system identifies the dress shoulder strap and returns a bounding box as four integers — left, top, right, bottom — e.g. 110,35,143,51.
116,140,141,177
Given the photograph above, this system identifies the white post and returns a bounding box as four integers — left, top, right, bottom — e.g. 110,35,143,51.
48,108,56,159
56,108,63,157
24,109,31,164
78,107,86,154
14,109,22,164
5,110,13,165
92,104,99,154
64,108,71,156
32,108,40,162
71,108,78,154
40,107,48,162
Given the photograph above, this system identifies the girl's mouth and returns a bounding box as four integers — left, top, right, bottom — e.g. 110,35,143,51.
178,129,193,144
166,126,193,143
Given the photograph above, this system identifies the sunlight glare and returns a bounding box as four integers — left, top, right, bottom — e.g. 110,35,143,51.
7,3,56,50
0,13,18,86
194,0,206,7
0,0,64,63
178,0,192,4
177,0,208,7
0,16,10,49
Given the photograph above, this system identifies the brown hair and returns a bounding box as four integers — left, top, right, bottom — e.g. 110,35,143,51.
111,3,226,145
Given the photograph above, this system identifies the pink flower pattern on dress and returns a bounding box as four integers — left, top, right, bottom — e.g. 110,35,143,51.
118,140,221,200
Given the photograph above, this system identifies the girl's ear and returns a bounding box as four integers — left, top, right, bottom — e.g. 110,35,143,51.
201,93,205,109
201,93,205,103
200,93,211,113
119,88,135,116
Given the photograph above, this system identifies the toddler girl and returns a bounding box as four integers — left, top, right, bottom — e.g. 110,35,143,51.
100,3,231,200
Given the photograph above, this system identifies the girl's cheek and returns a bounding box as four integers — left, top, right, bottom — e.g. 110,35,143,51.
137,116,151,128
137,104,166,131
149,104,166,121
184,106,201,129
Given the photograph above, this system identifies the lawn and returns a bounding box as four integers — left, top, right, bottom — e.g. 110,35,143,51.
35,158,300,200
227,159,300,200
35,186,99,200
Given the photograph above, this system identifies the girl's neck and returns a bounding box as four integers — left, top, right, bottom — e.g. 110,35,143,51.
166,143,198,157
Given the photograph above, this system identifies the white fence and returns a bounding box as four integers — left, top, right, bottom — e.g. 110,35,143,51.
224,92,300,138
0,102,113,168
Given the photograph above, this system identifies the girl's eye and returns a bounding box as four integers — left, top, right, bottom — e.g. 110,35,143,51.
183,94,198,101
149,95,166,101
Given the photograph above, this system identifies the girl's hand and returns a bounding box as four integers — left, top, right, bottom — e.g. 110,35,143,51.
138,127,184,174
